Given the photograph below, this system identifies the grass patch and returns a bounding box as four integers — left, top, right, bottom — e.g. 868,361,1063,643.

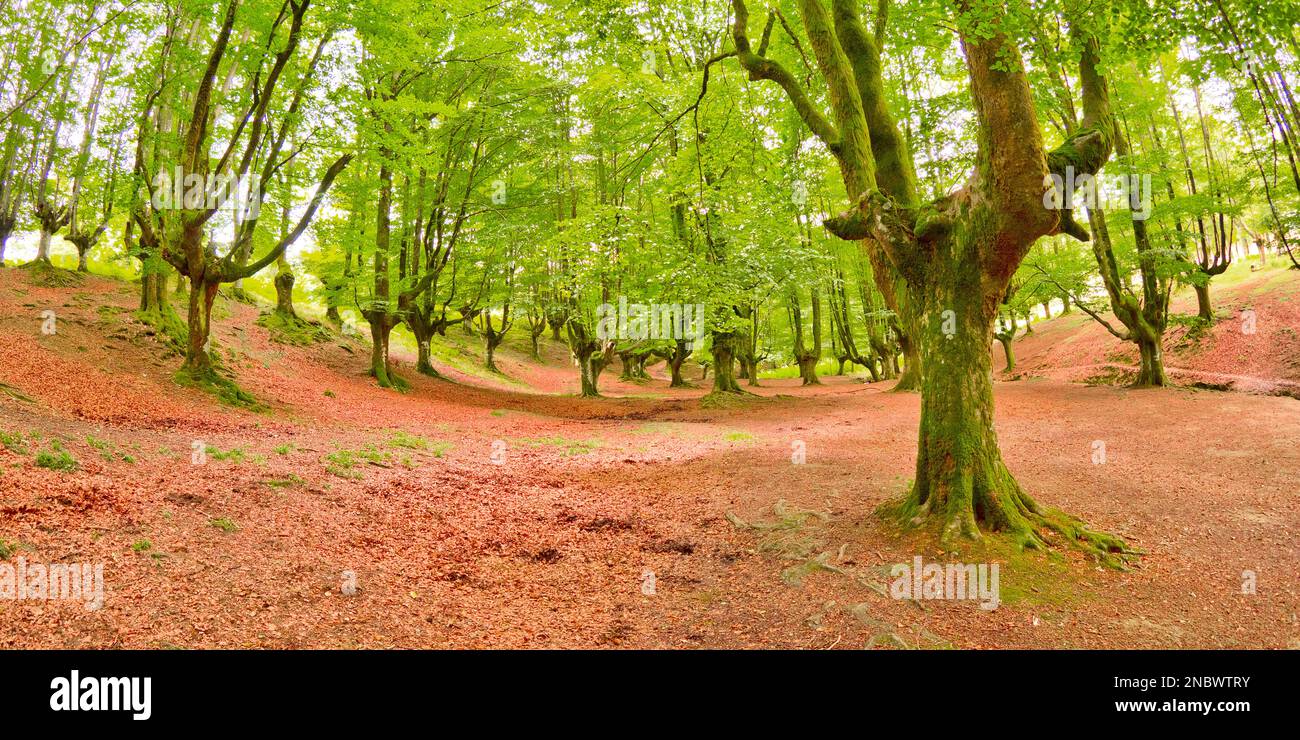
386,431,451,457
209,517,238,533
324,445,394,477
0,429,29,454
208,446,247,463
699,391,755,409
723,431,755,442
387,430,429,449
520,435,599,456
131,539,153,553
86,434,136,463
35,441,79,472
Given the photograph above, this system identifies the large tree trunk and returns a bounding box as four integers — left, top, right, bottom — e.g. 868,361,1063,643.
485,330,506,373
140,269,168,314
407,311,441,378
1193,281,1213,322
367,315,396,387
891,261,1124,560
1001,340,1014,372
1136,331,1168,387
710,331,742,394
528,319,544,360
995,323,1016,373
668,343,688,387
36,230,52,263
575,349,600,397
182,277,219,374
893,330,921,390
274,254,296,317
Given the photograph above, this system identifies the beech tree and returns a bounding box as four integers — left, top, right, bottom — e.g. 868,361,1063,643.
730,0,1133,558
130,0,351,382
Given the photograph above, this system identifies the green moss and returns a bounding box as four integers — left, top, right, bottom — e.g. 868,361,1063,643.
18,259,85,287
255,311,334,346
699,391,755,409
172,367,264,411
209,517,238,533
324,445,394,477
135,305,189,357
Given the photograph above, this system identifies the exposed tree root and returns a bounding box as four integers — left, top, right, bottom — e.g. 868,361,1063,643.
172,366,264,410
255,310,334,346
881,472,1142,569
18,259,84,287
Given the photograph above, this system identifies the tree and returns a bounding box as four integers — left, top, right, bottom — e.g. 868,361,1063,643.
130,0,351,383
731,0,1132,559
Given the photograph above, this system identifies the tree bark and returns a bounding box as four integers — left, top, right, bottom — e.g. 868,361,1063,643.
710,331,743,393
1193,282,1213,322
182,277,219,374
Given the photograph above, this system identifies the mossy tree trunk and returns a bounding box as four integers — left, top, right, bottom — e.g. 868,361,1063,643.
406,308,442,378
1135,329,1168,387
274,253,296,318
1193,281,1213,322
0,221,13,266
732,0,1132,560
994,314,1016,373
566,318,605,397
710,330,743,394
183,276,220,374
482,303,512,374
790,288,823,385
365,313,397,387
666,339,691,387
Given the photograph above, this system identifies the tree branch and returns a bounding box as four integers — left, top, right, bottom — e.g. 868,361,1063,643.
731,0,840,150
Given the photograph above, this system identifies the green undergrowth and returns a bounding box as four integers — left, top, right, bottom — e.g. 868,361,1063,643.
0,429,30,454
35,440,79,472
518,435,599,456
877,517,1100,612
386,430,451,456
86,435,137,463
324,443,419,478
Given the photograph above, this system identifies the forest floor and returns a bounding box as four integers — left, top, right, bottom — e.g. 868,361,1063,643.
0,260,1297,649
